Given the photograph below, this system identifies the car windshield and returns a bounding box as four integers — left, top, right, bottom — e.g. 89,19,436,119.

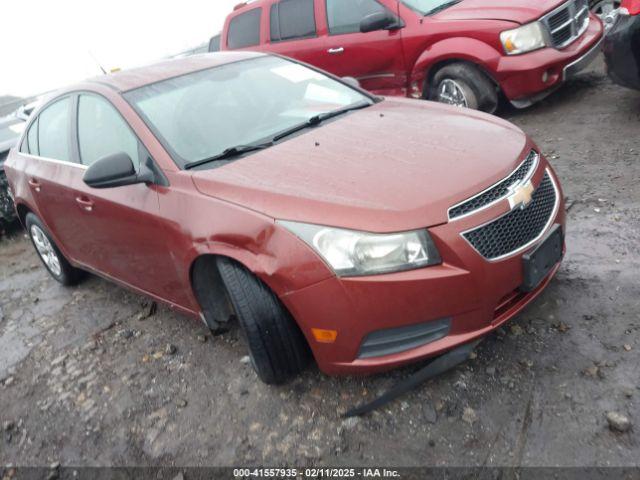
402,0,462,15
125,56,372,169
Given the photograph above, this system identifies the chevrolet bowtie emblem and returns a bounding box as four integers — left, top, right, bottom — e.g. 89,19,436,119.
508,180,534,210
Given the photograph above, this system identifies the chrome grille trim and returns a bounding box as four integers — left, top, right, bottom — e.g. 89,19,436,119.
448,150,539,221
461,169,560,262
541,0,591,49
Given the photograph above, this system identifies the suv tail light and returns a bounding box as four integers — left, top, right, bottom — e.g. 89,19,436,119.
621,0,640,15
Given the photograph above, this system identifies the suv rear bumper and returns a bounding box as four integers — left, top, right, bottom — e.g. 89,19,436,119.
281,164,566,376
496,15,604,106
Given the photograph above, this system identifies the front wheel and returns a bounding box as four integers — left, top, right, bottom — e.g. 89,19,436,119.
430,63,498,114
25,213,82,286
216,257,311,385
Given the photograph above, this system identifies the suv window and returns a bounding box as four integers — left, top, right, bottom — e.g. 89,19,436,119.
270,0,316,42
38,98,71,162
326,0,387,35
228,8,262,49
77,95,140,168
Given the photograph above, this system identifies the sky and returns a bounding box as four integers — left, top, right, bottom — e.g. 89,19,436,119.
0,0,239,98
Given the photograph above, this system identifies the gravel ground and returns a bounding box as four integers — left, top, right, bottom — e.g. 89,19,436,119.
0,57,639,468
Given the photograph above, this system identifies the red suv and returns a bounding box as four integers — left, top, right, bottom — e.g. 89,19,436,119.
219,0,604,112
4,53,565,384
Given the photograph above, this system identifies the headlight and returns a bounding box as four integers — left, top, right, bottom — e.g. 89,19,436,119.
500,22,547,55
279,221,441,277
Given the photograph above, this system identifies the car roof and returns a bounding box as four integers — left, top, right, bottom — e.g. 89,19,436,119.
85,51,266,93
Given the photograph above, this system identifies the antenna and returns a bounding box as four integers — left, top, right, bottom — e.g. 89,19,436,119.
88,51,108,75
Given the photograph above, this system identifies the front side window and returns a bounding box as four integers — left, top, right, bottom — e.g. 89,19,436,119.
125,56,372,169
77,95,140,168
270,0,316,42
326,0,387,35
227,8,262,49
38,98,71,162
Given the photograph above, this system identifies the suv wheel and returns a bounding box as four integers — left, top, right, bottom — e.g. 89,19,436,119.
430,63,498,114
216,257,311,385
25,213,82,286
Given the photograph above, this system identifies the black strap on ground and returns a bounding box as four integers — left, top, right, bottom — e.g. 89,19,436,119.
344,340,482,418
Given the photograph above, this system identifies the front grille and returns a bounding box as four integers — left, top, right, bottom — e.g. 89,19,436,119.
449,151,538,220
542,0,590,49
463,172,557,260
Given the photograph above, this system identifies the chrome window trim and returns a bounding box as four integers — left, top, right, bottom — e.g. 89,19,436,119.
18,152,88,170
460,168,560,262
447,151,539,222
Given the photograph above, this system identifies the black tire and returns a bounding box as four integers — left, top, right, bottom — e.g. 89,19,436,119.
25,213,82,286
430,63,499,114
216,257,311,384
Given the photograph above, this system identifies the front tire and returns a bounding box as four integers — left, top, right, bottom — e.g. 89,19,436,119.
216,257,311,385
25,213,82,286
430,63,498,114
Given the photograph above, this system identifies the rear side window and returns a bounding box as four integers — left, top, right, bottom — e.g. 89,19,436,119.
270,0,316,42
326,0,387,35
227,8,262,49
209,34,221,52
38,98,71,162
77,95,140,169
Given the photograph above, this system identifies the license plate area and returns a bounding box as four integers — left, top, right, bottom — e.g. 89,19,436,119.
520,225,563,293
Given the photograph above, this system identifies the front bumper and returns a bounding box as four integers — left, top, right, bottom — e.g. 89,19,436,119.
604,14,640,91
496,14,604,106
281,159,566,376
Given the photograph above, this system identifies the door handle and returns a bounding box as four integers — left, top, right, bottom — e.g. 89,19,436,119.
327,47,345,54
75,196,94,212
28,179,41,192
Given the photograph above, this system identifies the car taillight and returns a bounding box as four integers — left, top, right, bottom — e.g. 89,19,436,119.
621,0,640,15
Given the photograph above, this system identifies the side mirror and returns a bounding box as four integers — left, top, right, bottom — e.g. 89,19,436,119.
83,152,143,189
360,11,400,33
342,76,361,88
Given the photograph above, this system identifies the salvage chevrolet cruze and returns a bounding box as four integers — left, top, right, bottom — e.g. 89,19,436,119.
4,53,566,384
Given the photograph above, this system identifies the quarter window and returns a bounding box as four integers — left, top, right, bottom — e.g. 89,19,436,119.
270,0,316,42
27,118,39,155
77,95,140,168
227,8,262,49
326,0,387,35
38,98,71,162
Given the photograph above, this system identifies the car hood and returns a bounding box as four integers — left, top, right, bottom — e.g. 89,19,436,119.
191,99,529,233
433,0,566,25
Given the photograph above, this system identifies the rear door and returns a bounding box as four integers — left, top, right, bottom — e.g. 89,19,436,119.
321,0,407,93
264,0,331,68
19,96,88,262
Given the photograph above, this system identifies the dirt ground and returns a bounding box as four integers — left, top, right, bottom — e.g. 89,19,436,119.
1,57,639,468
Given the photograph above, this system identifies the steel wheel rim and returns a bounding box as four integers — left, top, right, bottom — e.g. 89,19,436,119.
592,0,620,18
30,225,62,276
437,79,468,108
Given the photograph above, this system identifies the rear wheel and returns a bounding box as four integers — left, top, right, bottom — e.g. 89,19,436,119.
216,257,311,385
430,63,498,114
25,213,82,286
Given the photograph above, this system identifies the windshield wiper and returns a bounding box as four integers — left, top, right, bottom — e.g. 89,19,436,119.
183,100,372,170
425,0,461,15
184,142,274,170
273,100,373,142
